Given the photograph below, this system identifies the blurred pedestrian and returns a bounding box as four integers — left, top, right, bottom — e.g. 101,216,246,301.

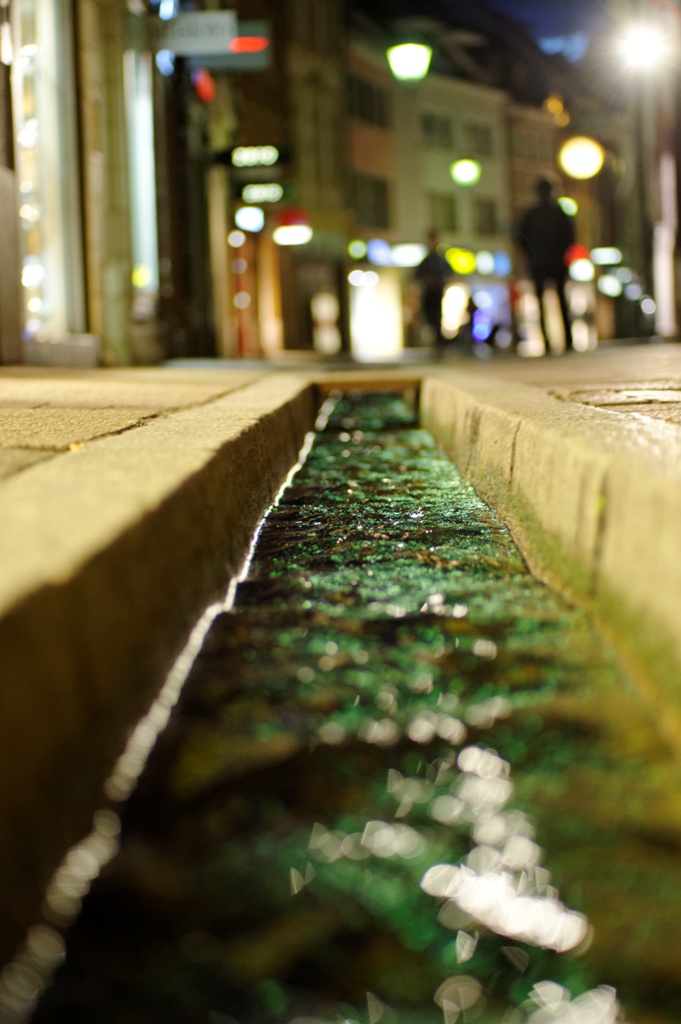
517,178,575,352
414,230,452,355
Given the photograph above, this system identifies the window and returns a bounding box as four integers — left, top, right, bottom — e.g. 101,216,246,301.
512,128,554,163
347,74,391,128
352,172,390,229
428,192,458,232
463,121,494,156
474,197,498,236
421,112,453,147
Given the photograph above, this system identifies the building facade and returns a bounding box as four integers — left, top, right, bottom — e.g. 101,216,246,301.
0,0,633,367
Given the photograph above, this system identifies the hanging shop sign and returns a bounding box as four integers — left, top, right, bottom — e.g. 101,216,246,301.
231,145,280,168
241,182,285,204
154,11,238,56
187,21,271,71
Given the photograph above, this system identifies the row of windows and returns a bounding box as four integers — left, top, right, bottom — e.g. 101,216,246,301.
347,74,391,128
351,172,391,229
346,76,496,158
421,114,495,156
429,192,499,236
511,128,555,162
349,175,500,237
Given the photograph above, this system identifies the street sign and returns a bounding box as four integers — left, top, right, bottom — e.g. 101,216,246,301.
187,21,271,71
154,11,238,56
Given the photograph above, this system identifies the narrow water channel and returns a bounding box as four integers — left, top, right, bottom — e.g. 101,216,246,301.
28,392,681,1024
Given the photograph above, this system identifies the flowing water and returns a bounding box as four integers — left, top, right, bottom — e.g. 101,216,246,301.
26,392,681,1024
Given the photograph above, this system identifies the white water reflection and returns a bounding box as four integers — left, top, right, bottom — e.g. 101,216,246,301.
524,983,619,1024
421,744,590,954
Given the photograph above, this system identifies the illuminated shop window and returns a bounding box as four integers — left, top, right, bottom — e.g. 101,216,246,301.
124,49,159,296
12,0,85,335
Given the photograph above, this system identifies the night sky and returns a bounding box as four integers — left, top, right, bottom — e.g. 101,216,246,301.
485,0,608,61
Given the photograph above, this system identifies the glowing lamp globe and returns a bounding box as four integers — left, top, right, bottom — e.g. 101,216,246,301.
450,159,482,186
386,43,432,81
619,24,667,70
558,136,605,180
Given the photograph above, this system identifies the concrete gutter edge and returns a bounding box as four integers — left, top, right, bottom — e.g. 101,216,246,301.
0,374,318,963
420,371,681,705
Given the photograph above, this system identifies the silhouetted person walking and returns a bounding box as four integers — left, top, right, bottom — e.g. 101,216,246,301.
518,178,575,352
415,230,452,355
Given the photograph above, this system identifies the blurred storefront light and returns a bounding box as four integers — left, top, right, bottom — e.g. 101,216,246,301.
366,238,392,266
386,43,432,81
569,258,595,282
242,182,283,204
350,269,403,360
348,270,379,288
597,274,623,297
273,224,312,246
155,49,175,76
558,196,578,216
591,247,622,265
192,68,216,103
558,136,605,180
445,247,477,274
234,206,265,232
273,209,312,246
228,230,246,247
348,239,367,259
391,243,427,267
159,0,178,21
475,250,494,275
232,145,279,168
493,251,512,276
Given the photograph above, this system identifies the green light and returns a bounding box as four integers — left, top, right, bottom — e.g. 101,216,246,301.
348,239,367,259
558,196,578,217
386,43,432,81
450,159,481,186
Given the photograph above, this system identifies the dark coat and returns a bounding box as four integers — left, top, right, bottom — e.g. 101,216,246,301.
518,199,575,279
415,249,451,294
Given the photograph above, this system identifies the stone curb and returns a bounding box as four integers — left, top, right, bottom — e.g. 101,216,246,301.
0,374,318,962
420,370,681,707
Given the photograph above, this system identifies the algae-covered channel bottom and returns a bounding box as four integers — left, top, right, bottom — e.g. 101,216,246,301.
30,393,681,1024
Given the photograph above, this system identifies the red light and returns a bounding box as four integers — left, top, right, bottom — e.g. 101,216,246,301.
564,243,590,265
193,68,216,104
278,208,309,227
229,36,269,54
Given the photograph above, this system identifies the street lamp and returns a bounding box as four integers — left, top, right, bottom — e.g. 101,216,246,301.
450,159,482,186
618,23,668,71
616,19,678,337
386,43,432,81
558,136,605,180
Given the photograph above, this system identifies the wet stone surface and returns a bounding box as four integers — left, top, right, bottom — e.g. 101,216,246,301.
31,393,681,1024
